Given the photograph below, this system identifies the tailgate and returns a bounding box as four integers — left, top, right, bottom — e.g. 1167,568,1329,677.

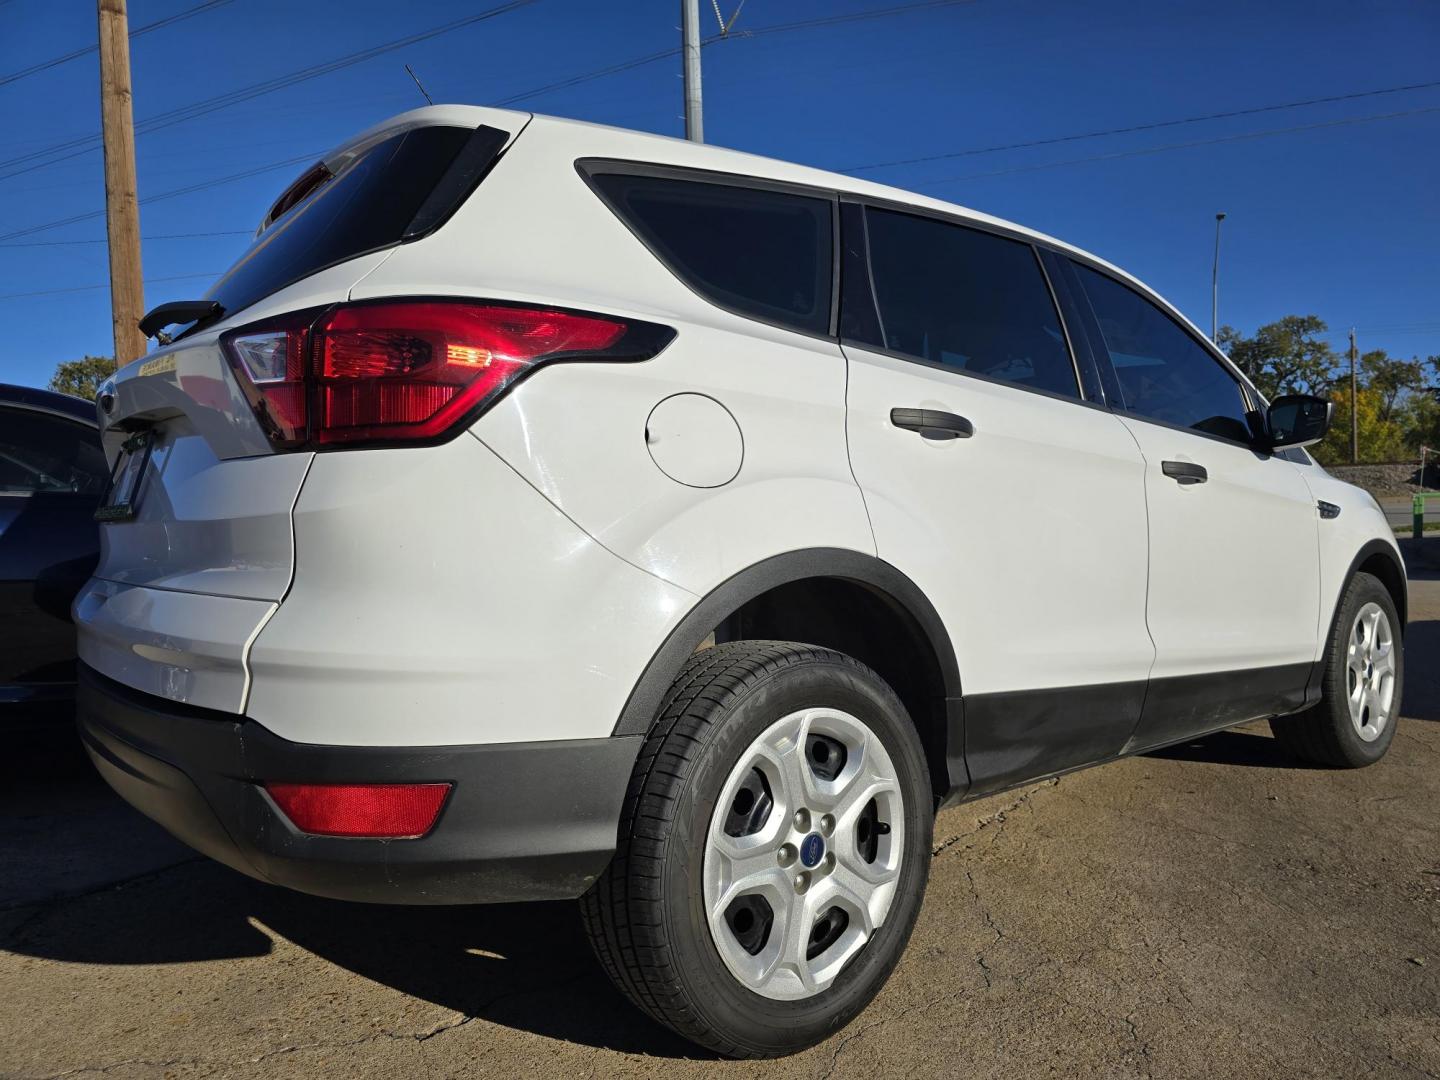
77,336,315,712
75,107,531,710
93,336,313,601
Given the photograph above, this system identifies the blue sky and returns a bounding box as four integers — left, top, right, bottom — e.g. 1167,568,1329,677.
1,0,1437,390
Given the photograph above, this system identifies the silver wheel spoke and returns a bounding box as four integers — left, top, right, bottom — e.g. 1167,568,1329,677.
753,715,819,813
767,891,822,995
828,859,885,934
1372,641,1395,678
1350,675,1365,708
708,833,788,913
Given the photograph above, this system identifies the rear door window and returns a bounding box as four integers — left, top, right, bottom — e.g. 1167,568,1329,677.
588,171,834,336
1073,263,1253,442
860,207,1080,398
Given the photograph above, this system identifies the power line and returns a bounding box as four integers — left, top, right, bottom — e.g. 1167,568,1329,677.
717,0,977,40
496,0,978,106
0,0,236,89
0,271,219,302
920,104,1440,184
1319,324,1440,337
6,93,1435,248
494,45,681,107
0,153,317,243
844,79,1440,172
0,230,252,248
0,0,536,182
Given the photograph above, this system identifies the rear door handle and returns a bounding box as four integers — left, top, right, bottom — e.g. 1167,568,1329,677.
1161,460,1208,485
890,408,974,440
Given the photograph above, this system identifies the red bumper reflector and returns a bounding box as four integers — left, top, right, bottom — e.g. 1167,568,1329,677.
265,782,451,838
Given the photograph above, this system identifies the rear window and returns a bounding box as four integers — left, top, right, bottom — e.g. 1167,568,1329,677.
588,171,833,336
201,125,489,328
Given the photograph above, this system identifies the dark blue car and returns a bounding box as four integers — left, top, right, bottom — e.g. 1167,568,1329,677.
1,384,107,711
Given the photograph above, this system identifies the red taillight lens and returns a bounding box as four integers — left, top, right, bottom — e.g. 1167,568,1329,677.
265,782,451,838
221,299,665,450
313,303,624,445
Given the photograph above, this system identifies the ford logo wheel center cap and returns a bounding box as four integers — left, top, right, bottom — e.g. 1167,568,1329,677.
800,832,825,868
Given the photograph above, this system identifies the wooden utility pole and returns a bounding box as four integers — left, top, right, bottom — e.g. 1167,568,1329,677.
1349,328,1359,464
98,0,147,364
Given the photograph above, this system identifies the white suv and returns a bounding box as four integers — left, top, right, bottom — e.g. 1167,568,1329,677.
77,106,1406,1057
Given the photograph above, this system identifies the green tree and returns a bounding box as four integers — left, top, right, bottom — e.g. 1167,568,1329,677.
1218,315,1337,400
1403,388,1440,460
48,355,117,400
1360,349,1425,422
1314,386,1411,464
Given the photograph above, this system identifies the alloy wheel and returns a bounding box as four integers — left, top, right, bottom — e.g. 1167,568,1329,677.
1346,601,1396,742
702,707,904,1001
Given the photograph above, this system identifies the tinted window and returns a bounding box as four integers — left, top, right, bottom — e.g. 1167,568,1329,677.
591,173,833,335
202,125,479,328
0,409,107,495
862,208,1079,398
1075,264,1252,442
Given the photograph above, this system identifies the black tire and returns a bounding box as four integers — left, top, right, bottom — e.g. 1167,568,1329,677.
580,640,932,1058
1270,571,1403,768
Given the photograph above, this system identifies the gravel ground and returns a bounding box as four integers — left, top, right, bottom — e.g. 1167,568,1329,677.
2,566,1438,1079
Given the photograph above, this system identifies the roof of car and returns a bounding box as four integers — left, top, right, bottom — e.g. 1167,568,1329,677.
0,383,99,425
338,104,1132,281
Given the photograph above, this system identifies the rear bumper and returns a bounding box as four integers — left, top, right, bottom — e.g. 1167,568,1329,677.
77,665,640,904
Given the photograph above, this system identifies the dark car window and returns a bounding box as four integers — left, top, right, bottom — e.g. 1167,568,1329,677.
0,408,107,495
1074,264,1253,442
590,172,833,336
861,207,1079,398
203,125,480,327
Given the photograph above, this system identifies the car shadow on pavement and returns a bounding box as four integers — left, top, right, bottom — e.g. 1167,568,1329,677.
1402,619,1440,723
1,748,712,1058
1144,727,1324,770
251,885,712,1057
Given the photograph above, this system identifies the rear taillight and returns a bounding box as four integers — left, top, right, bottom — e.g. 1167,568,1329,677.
221,299,672,450
265,781,451,838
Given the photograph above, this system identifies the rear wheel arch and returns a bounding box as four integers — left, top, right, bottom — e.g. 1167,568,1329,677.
612,549,963,805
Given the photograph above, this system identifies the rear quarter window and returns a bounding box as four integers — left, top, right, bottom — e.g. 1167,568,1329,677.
587,170,834,336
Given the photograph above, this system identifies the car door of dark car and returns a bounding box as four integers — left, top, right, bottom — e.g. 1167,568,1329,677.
0,405,107,696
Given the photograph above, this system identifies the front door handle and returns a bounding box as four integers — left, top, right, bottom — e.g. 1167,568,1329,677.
890,408,974,440
1161,460,1208,485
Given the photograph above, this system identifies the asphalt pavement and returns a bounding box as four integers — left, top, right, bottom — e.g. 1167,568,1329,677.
1382,496,1440,535
2,567,1438,1079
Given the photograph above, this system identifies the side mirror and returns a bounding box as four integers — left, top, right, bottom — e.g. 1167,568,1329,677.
1266,394,1333,449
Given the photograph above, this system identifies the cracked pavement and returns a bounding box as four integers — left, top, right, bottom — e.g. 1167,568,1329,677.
3,565,1438,1078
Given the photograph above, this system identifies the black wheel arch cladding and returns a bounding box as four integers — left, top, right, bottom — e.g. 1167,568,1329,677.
609,548,965,800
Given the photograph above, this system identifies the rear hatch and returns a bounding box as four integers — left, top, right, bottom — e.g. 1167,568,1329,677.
77,109,528,711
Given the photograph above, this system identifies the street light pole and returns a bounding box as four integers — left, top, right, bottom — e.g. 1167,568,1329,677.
1211,212,1226,344
681,0,703,143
